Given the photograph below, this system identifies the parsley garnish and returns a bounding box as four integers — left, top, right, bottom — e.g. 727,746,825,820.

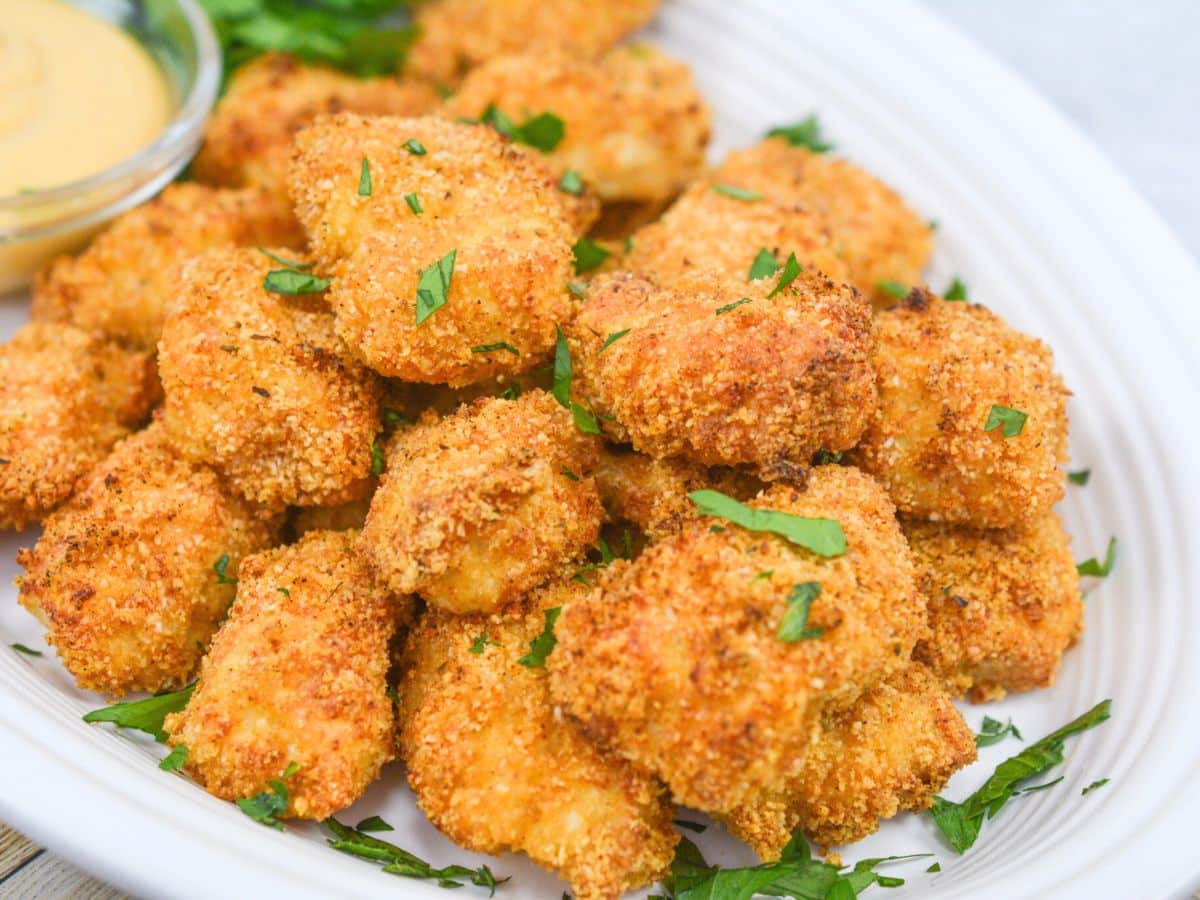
690,489,846,557
326,818,504,892
263,269,331,295
748,247,781,281
403,138,426,155
598,329,630,353
277,587,291,597
159,744,188,772
930,699,1112,853
1082,778,1109,796
567,281,588,298
470,632,499,654
777,582,824,642
1068,469,1091,486
370,440,386,477
716,297,753,316
877,280,909,299
405,192,422,215
213,553,237,585
812,448,843,466
983,404,1027,438
765,115,833,153
82,684,196,742
356,815,394,833
415,249,456,325
551,326,602,434
559,170,583,195
471,342,520,356
479,105,565,152
560,466,580,482
767,252,803,297
357,158,372,196
927,862,941,873
237,762,299,830
975,716,1022,748
382,409,410,429
944,278,969,301
517,608,561,668
258,248,311,270
571,238,611,275
1077,537,1117,577
10,643,41,657
712,183,762,202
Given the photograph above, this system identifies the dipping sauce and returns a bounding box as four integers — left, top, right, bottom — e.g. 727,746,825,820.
0,0,173,196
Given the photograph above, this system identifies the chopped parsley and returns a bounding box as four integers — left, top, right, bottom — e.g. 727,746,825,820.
263,269,331,295
1068,469,1091,486
277,587,291,597
777,582,824,642
690,489,846,557
404,192,422,215
415,248,456,325
552,326,601,434
930,699,1112,853
325,817,504,891
82,684,196,742
1082,778,1110,796
598,329,630,353
213,553,237,585
559,170,584,195
944,278,969,301
926,862,941,873
572,238,611,275
403,138,426,155
567,281,588,298
237,762,299,830
712,183,762,202
356,815,394,833
983,404,1027,438
370,440,386,477
381,408,411,429
812,448,844,466
471,342,520,356
715,297,753,316
560,466,580,482
974,716,1022,748
357,158,372,196
159,744,188,772
258,248,312,270
765,115,834,153
10,643,41,657
470,632,499,654
517,608,561,668
479,105,565,152
1077,537,1117,577
767,252,803,297
752,570,774,582
748,247,781,281
877,280,909,299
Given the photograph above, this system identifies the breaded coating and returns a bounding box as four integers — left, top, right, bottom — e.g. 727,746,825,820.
624,179,849,285
409,0,661,86
566,270,877,473
288,493,375,539
158,247,381,508
398,583,677,900
723,664,976,855
32,184,303,349
590,196,675,242
16,423,278,696
446,45,710,204
194,54,439,200
906,511,1084,702
0,323,158,530
848,291,1069,528
549,466,926,813
713,139,933,307
358,392,603,613
290,114,575,385
164,530,397,819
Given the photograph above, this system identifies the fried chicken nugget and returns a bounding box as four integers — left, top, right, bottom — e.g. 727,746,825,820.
290,114,575,385
16,423,279,696
549,466,926,814
0,322,158,530
623,179,849,285
906,511,1084,702
194,54,439,200
446,45,710,205
723,664,976,855
566,270,876,473
713,139,933,307
158,247,381,508
32,183,303,349
398,580,677,900
409,0,661,86
358,391,603,613
164,530,399,819
848,291,1069,529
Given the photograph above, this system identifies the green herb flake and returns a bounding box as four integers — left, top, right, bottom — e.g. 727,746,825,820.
480,105,565,152
382,409,410,429
765,115,834,153
747,247,781,281
813,448,844,466
572,238,611,275
983,404,1027,438
159,744,188,772
370,440,386,477
470,342,520,356
560,466,580,482
929,699,1112,853
1068,469,1091,486
415,248,456,325
716,297,754,316
877,280,909,299
404,192,422,215
10,643,41,657
213,553,237,585
1077,537,1117,578
552,326,573,407
559,169,584,195
403,139,426,155
258,248,312,270
598,329,631,353
778,582,824,642
470,631,499,654
689,489,847,557
567,281,588,298
944,278,969,301
975,716,1023,748
1082,778,1109,796
927,862,941,873
263,269,331,295
237,763,298,830
711,183,763,202
570,403,602,435
767,252,803,298
82,684,196,742
277,587,291,598
356,815,394,832
357,158,372,196
517,607,561,668
752,570,774,582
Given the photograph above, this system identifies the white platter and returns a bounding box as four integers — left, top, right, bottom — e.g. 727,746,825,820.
2,2,1200,898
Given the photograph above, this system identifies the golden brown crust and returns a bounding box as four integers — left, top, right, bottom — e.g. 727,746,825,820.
0,322,158,530
289,114,575,384
722,664,976,854
549,466,926,813
31,184,303,349
287,493,375,539
158,247,381,507
567,270,877,471
16,423,279,696
397,590,677,900
446,45,710,204
906,511,1084,701
848,292,1069,528
164,530,398,820
409,0,662,85
358,391,603,613
713,140,933,307
195,54,439,200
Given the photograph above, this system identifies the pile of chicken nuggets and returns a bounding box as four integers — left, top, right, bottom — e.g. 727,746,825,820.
2,2,1086,898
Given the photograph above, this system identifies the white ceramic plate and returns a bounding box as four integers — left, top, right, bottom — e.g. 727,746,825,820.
3,2,1199,898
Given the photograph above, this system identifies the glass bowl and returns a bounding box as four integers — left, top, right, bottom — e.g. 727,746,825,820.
0,0,220,295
